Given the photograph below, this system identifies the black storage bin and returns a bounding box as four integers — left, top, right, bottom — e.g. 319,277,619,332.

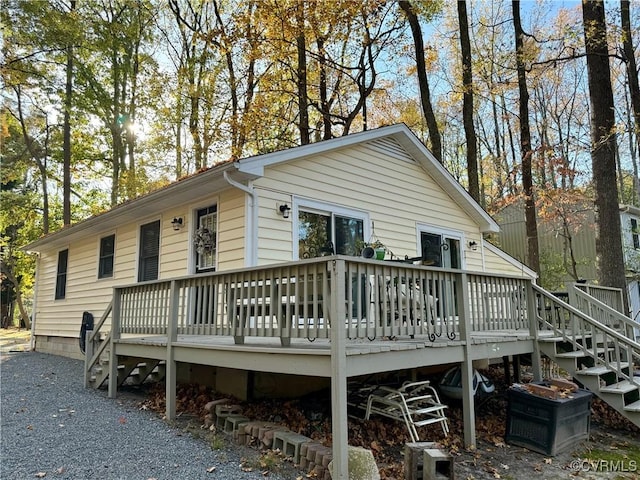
505,383,592,456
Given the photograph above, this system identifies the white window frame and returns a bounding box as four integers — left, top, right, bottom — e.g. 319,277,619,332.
415,223,466,269
292,197,371,261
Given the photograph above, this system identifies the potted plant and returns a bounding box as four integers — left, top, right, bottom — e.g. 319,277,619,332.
356,239,386,260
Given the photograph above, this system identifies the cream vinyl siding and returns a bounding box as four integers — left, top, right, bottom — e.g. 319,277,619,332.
483,244,535,278
217,189,246,270
34,238,118,337
254,138,484,267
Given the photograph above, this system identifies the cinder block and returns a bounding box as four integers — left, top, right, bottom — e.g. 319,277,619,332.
404,442,438,480
223,415,249,433
214,404,243,428
272,431,312,463
422,448,453,480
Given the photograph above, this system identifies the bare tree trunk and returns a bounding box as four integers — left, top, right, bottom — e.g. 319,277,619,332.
295,0,309,145
457,0,480,202
621,0,640,160
62,0,75,226
513,0,540,275
399,0,442,162
582,0,628,309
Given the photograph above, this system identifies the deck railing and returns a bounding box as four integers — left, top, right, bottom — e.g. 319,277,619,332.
112,256,534,345
535,285,640,388
569,284,637,340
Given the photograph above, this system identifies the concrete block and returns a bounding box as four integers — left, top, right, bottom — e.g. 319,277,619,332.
272,430,312,463
223,415,249,433
422,448,453,480
404,442,438,480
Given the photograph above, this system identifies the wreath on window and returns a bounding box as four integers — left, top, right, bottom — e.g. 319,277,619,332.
193,227,214,254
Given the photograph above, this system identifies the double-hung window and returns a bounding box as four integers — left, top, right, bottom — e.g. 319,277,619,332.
98,234,115,279
55,249,69,300
138,220,160,282
631,218,639,250
296,201,367,259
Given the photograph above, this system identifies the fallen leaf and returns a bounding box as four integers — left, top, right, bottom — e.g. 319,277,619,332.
34,473,46,478
118,416,127,424
55,467,65,474
544,458,552,464
206,467,216,473
500,464,509,470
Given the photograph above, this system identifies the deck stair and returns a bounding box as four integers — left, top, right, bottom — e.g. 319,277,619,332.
83,301,166,389
534,285,640,428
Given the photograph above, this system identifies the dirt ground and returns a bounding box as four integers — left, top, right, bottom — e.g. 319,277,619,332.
136,372,640,480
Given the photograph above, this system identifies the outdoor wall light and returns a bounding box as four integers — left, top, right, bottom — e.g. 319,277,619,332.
468,240,478,251
278,203,291,219
171,217,184,231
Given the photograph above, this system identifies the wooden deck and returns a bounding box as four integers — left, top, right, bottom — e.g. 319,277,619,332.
88,256,546,479
84,263,639,478
114,330,536,378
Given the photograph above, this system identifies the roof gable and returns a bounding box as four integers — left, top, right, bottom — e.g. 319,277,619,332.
24,124,497,251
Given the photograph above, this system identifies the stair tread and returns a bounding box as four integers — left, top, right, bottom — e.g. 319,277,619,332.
600,381,640,394
555,351,587,358
575,363,629,376
624,399,640,412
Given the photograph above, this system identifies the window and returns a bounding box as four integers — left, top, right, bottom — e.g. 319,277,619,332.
55,249,69,299
195,205,217,273
297,202,366,259
418,227,462,269
632,218,639,250
98,234,115,279
138,220,160,282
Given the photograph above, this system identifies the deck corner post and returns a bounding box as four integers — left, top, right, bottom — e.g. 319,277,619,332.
456,272,476,448
526,281,542,381
166,280,179,421
329,258,349,480
108,287,122,399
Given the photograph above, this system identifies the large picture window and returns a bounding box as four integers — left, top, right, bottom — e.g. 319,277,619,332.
138,220,160,282
296,202,366,259
98,234,115,279
55,249,69,300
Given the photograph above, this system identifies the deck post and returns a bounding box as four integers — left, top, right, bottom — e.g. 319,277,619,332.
526,281,542,381
456,272,476,448
166,280,179,421
329,259,349,480
108,287,122,399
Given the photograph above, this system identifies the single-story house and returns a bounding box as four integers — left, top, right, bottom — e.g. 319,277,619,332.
25,123,535,358
25,123,640,477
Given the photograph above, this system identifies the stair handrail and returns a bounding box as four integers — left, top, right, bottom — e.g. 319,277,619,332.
569,285,638,340
84,300,112,388
534,285,640,388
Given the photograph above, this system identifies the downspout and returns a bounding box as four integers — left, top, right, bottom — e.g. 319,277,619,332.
223,171,257,267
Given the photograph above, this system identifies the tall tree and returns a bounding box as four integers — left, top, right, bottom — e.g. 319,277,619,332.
457,0,480,202
513,0,540,274
582,0,628,306
62,0,76,226
398,0,442,162
621,0,640,203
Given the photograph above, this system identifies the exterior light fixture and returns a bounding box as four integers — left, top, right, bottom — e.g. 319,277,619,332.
468,240,478,251
278,203,291,219
171,217,184,231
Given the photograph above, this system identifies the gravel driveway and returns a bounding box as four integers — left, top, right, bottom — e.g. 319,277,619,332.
1,351,293,480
